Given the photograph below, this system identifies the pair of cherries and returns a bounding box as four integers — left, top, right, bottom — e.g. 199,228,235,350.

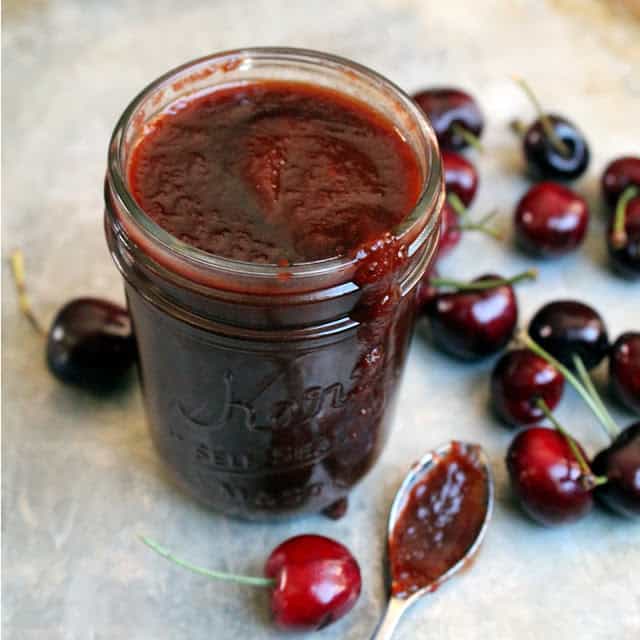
489,300,639,525
413,80,589,182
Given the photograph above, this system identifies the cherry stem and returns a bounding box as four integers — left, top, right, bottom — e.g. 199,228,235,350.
611,185,639,248
451,123,484,152
447,192,468,220
572,355,620,441
430,268,537,291
513,76,571,158
139,536,275,588
447,194,503,240
510,119,528,137
520,332,619,441
459,210,503,240
535,399,607,489
9,250,45,334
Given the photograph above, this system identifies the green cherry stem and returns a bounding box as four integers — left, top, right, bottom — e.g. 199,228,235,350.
572,355,620,440
447,192,468,219
9,249,45,334
430,269,537,292
451,123,484,152
513,76,571,158
520,332,618,441
459,210,503,240
535,399,607,488
510,119,528,137
611,185,639,249
139,536,275,588
447,193,503,240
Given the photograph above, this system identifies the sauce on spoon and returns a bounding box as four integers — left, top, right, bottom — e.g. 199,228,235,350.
389,442,488,598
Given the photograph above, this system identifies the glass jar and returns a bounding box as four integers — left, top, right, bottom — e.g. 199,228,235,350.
105,48,443,520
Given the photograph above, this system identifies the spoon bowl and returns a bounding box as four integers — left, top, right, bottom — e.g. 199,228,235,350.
371,441,494,639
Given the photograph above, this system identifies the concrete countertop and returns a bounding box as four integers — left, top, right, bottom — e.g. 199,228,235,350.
3,1,639,638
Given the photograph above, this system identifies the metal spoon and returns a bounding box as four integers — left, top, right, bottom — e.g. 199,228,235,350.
370,441,494,640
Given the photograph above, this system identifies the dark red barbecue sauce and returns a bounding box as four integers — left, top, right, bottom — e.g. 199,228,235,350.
390,443,488,598
128,81,421,265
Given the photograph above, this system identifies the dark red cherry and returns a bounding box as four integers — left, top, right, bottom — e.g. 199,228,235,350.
528,300,609,371
523,115,590,181
608,193,640,279
491,348,564,427
443,150,479,207
506,426,593,525
412,87,484,151
424,273,518,360
514,182,589,257
141,534,361,632
602,156,640,207
265,535,362,630
436,202,461,259
610,332,640,414
591,422,640,518
46,298,136,389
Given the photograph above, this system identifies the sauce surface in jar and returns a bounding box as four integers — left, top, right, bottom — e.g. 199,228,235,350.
128,80,422,264
390,443,488,598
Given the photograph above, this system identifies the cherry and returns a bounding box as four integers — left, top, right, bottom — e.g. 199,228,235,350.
591,422,640,518
412,87,484,151
436,201,462,259
10,250,137,390
265,535,361,629
514,182,589,257
506,426,594,525
602,156,640,207
607,187,640,279
423,271,535,360
513,78,589,181
47,298,137,389
522,116,590,181
528,300,609,371
610,332,640,415
491,348,564,427
443,150,479,207
141,534,362,631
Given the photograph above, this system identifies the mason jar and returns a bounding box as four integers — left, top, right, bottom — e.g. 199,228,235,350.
105,48,443,520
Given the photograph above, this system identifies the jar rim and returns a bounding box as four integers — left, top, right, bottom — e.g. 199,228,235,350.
107,47,443,283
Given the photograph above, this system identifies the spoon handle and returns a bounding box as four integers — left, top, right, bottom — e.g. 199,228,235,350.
370,597,407,640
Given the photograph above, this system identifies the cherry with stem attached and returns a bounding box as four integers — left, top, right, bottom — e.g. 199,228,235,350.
423,270,536,360
140,534,362,631
608,185,640,279
511,77,589,181
412,87,484,152
506,399,600,526
521,333,640,518
602,156,640,207
9,249,137,391
490,348,565,427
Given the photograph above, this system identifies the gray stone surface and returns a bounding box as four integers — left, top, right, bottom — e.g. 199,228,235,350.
2,1,640,638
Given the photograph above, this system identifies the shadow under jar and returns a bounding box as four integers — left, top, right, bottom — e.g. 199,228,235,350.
105,48,443,520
